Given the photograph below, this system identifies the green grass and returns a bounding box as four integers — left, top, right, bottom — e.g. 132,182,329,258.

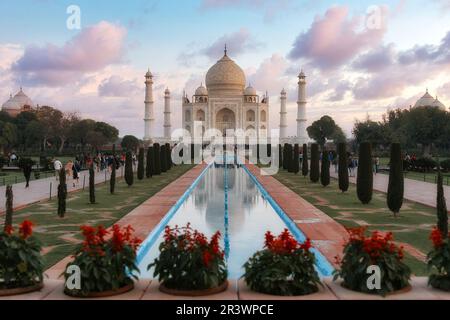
3,165,194,269
273,170,438,276
380,171,450,186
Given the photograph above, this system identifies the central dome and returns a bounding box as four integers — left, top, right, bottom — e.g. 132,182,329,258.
205,53,246,95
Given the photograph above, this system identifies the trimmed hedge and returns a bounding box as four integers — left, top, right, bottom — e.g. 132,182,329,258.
387,143,404,217
338,143,349,193
125,151,134,186
357,142,373,204
320,148,330,187
302,144,308,177
310,144,320,183
293,144,300,174
137,147,145,180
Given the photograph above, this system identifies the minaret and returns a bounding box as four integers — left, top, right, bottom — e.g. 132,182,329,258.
144,69,154,141
297,70,307,143
164,88,171,140
279,89,287,139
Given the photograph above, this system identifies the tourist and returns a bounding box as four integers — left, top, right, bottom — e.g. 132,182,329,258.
53,158,63,180
348,155,354,177
66,160,73,178
72,161,80,187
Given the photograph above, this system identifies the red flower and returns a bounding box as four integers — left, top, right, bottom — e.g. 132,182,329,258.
430,227,444,248
300,239,312,251
202,250,212,267
19,220,33,239
4,225,14,235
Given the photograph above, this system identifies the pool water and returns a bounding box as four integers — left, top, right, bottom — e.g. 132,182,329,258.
136,158,333,279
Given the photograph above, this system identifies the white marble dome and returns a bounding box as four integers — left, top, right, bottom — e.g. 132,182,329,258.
1,94,19,111
244,85,257,96
414,90,437,108
432,97,446,110
12,88,34,107
195,84,208,96
205,53,246,95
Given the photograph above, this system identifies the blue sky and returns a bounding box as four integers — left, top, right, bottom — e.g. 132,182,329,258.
0,0,449,137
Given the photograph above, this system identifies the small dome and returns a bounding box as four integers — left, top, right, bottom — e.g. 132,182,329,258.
414,90,436,108
281,88,286,95
244,85,257,96
12,88,34,108
145,69,152,78
165,88,170,95
195,84,208,96
432,97,446,110
2,94,20,111
299,70,306,78
205,53,246,95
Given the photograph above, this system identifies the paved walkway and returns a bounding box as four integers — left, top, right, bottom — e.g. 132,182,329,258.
330,170,450,209
0,167,130,213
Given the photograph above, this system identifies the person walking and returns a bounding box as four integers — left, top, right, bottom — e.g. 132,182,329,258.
72,161,80,187
53,158,63,180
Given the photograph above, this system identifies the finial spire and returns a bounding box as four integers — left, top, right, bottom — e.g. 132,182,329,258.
224,44,227,56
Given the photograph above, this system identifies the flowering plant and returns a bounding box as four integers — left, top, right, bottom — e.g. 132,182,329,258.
243,229,321,296
64,224,142,296
149,224,227,290
0,221,44,289
333,227,411,296
427,227,450,291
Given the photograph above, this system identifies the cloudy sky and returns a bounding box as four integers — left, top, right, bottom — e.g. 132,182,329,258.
1,0,449,138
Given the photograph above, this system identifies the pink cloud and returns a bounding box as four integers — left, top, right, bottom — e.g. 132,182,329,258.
288,6,387,70
98,75,140,97
12,21,127,86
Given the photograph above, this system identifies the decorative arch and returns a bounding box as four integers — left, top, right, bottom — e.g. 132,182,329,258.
185,110,191,122
260,110,267,122
196,109,205,121
246,109,255,122
215,108,236,136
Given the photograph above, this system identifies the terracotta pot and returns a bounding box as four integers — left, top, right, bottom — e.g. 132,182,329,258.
64,283,134,298
341,283,412,297
159,281,228,297
0,282,44,297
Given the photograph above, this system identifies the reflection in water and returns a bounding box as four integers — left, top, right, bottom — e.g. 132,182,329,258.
137,165,288,279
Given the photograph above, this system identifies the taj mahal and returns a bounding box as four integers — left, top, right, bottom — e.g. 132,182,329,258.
143,47,308,144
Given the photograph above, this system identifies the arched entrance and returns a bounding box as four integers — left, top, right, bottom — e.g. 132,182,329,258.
215,108,236,136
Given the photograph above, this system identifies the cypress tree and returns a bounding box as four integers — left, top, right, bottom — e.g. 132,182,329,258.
267,144,272,158
357,142,373,204
110,144,116,194
278,144,283,169
387,143,404,217
338,143,349,193
4,185,13,231
302,144,309,177
57,168,67,216
146,147,153,178
125,151,134,186
288,144,295,173
166,143,172,170
153,143,162,175
321,148,330,187
310,143,320,183
89,165,96,204
137,147,145,180
282,144,288,170
293,144,300,174
160,144,167,173
437,168,448,237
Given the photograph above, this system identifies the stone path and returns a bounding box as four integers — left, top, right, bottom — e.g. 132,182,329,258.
330,170,450,209
0,167,129,213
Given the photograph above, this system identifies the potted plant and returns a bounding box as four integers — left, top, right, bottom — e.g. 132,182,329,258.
149,224,227,296
427,227,450,291
243,229,321,296
333,227,411,297
0,220,44,296
64,224,142,298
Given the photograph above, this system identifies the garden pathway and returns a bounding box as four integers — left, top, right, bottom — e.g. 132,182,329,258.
330,170,450,209
0,167,128,213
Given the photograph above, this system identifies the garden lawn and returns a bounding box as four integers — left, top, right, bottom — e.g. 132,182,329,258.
2,165,194,269
273,170,438,276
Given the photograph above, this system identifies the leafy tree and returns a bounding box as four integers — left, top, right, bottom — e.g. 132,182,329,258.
89,165,96,204
146,147,153,178
437,168,448,237
35,106,63,151
357,142,373,204
153,144,162,175
4,185,13,231
293,144,300,174
0,121,18,153
320,148,330,187
310,143,320,183
302,144,308,177
307,115,344,148
338,143,349,193
137,147,145,180
94,122,119,143
353,118,389,149
58,168,67,217
387,143,404,217
110,144,116,194
24,120,45,149
121,135,140,153
125,151,134,186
